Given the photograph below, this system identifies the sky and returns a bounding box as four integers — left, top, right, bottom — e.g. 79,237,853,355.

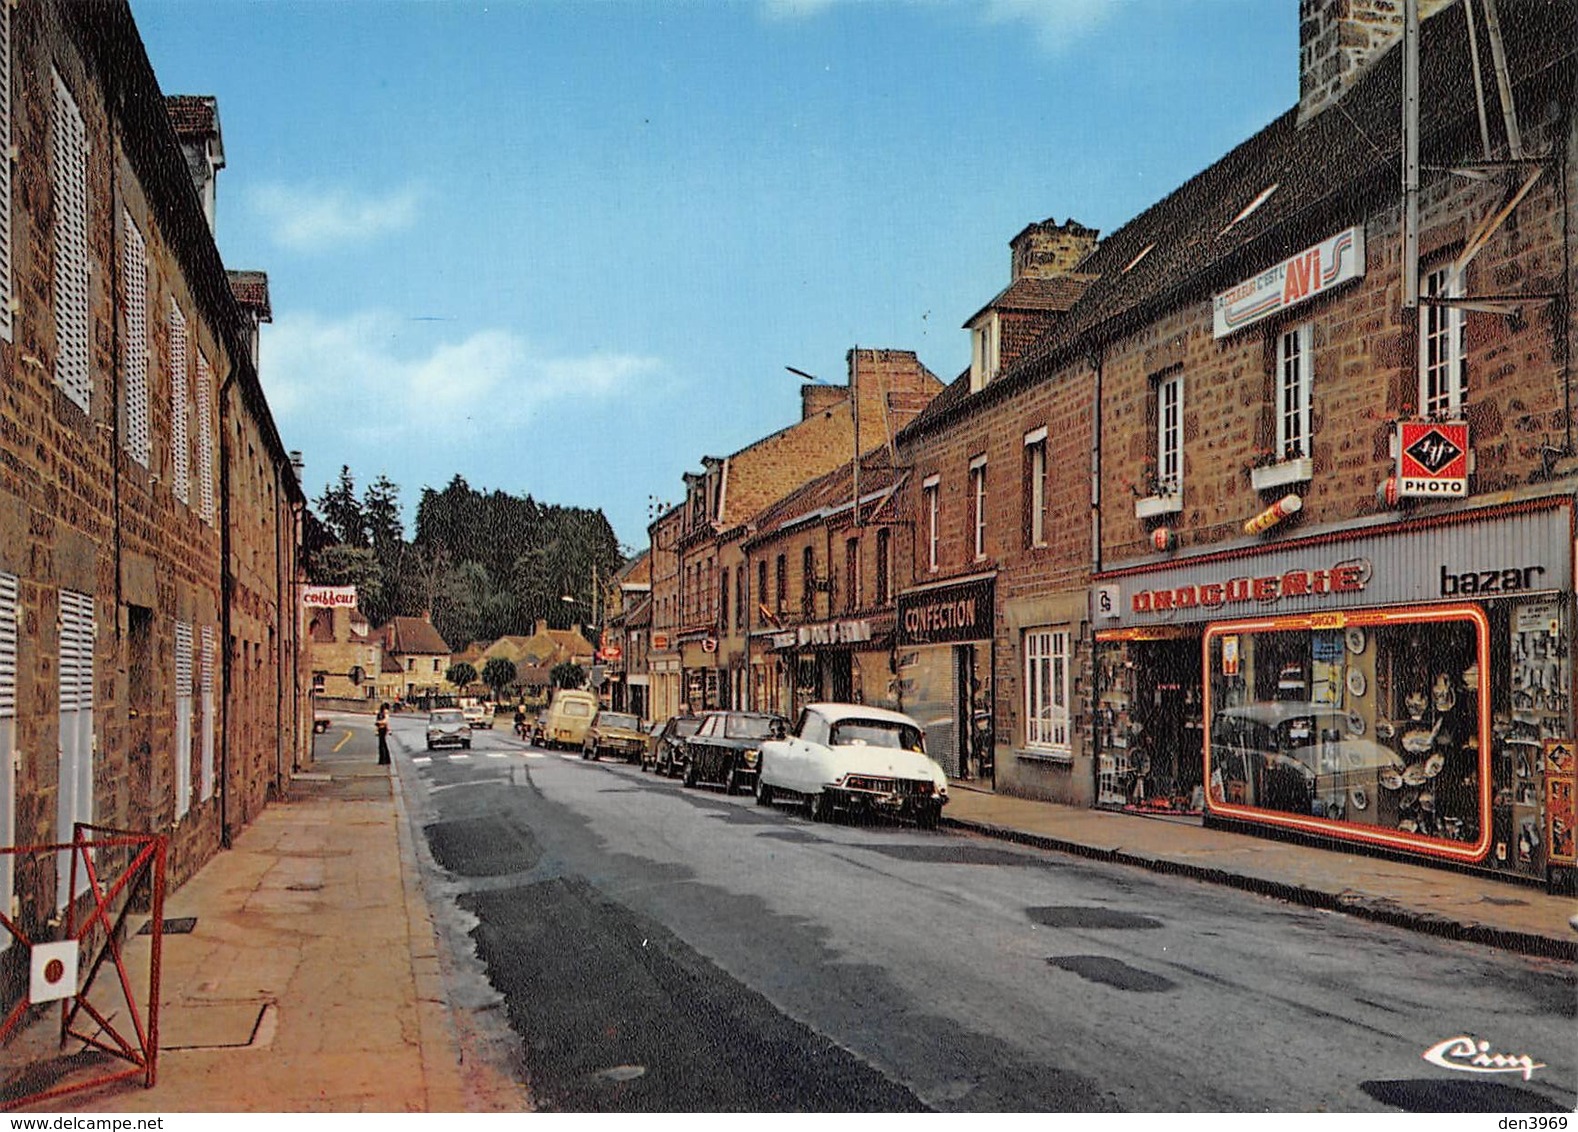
129,0,1298,554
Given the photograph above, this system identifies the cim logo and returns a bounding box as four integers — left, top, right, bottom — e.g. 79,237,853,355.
1423,1036,1545,1082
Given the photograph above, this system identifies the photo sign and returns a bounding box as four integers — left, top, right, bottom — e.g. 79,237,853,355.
1213,226,1366,338
1396,421,1470,497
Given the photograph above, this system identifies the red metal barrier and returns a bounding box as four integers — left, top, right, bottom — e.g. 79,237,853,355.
0,825,167,1111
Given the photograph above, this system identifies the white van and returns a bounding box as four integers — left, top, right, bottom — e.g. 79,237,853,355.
541,689,599,750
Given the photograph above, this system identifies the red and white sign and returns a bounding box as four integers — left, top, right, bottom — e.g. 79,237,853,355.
302,585,358,608
651,633,670,650
598,645,623,662
1214,226,1366,338
701,637,718,654
1397,421,1469,498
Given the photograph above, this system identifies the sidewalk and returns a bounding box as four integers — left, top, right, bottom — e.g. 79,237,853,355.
942,783,1577,961
4,717,526,1114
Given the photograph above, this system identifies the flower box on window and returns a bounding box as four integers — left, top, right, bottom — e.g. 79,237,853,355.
1134,493,1183,520
1250,455,1313,492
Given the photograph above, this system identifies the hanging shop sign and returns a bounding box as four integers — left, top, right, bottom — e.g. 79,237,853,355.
302,585,358,608
795,619,873,648
897,576,995,646
1213,225,1365,338
651,633,670,650
1396,421,1470,497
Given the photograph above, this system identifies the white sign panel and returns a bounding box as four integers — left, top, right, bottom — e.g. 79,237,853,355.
1213,226,1365,338
302,585,358,609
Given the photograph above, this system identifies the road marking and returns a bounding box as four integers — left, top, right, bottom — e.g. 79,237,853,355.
560,754,583,762
332,730,352,753
413,756,431,765
451,753,471,760
524,752,545,760
486,752,507,759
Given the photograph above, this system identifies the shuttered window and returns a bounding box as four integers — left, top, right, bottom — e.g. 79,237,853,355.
51,70,90,413
174,621,192,819
171,306,189,505
197,352,214,524
199,625,215,803
56,590,94,907
0,4,14,344
121,211,150,467
0,574,16,947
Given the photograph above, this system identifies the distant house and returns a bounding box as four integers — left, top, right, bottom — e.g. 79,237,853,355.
307,607,381,705
377,614,455,701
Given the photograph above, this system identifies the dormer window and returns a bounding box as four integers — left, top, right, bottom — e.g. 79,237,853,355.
1221,183,1279,235
970,313,1000,393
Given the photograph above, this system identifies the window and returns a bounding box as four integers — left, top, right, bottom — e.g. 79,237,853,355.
0,2,12,344
200,626,215,802
757,560,768,625
844,536,859,615
197,353,215,524
58,590,94,906
121,212,150,467
1024,628,1070,754
0,573,16,949
1420,266,1466,418
406,657,414,671
801,546,815,616
970,313,1000,393
1024,427,1047,548
775,554,787,617
171,306,190,505
52,69,90,413
734,566,744,632
923,475,940,572
719,568,729,631
432,658,440,673
1277,323,1313,460
875,529,891,607
970,456,987,561
174,621,192,819
1156,370,1183,496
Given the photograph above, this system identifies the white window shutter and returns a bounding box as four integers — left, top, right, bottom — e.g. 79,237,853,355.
0,4,14,345
199,625,215,802
0,573,14,950
197,352,214,524
171,306,189,505
174,620,192,819
51,70,90,414
56,590,94,907
122,211,150,467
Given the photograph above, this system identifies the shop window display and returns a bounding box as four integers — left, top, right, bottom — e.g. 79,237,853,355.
1204,606,1490,861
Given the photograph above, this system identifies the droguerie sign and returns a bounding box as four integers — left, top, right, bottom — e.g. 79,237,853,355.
1131,563,1366,614
1213,226,1366,338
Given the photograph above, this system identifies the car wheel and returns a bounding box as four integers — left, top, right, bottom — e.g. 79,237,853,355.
639,758,650,773
810,789,836,823
915,802,941,831
426,741,434,751
725,767,740,796
755,775,774,807
683,760,698,788
463,739,472,749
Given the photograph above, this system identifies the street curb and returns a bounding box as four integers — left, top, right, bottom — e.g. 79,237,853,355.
941,815,1578,963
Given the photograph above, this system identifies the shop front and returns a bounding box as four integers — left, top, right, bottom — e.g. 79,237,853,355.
1092,496,1574,887
759,615,898,722
896,573,996,783
678,635,724,712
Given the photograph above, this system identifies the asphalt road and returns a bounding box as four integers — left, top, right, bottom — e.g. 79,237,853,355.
387,713,1577,1113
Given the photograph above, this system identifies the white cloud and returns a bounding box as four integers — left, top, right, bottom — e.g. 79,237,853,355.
761,0,1116,52
250,183,422,251
260,311,664,446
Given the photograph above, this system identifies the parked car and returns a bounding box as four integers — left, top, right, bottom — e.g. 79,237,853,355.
540,688,599,750
426,708,471,751
582,711,648,762
756,703,947,827
643,714,703,776
682,711,789,794
461,699,493,729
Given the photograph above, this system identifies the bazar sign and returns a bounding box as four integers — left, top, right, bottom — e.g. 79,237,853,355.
1131,562,1366,613
302,585,357,608
1213,226,1365,338
1397,420,1469,497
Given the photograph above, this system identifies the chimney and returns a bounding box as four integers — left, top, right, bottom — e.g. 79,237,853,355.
1298,0,1457,126
1010,218,1099,281
289,451,305,485
165,95,225,232
227,271,272,368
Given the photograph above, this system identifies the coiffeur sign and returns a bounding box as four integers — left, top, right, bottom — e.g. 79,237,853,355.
302,585,358,608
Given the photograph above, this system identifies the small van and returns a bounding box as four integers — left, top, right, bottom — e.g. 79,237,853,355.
542,689,599,750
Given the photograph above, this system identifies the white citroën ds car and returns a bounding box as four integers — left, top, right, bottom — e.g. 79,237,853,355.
755,702,949,828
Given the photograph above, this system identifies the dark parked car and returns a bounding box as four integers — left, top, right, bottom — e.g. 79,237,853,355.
682,711,789,794
642,714,703,777
582,711,648,762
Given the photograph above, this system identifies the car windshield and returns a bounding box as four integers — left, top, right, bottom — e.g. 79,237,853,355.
600,713,639,731
561,701,592,717
672,717,702,737
430,710,463,724
828,719,925,752
725,715,778,740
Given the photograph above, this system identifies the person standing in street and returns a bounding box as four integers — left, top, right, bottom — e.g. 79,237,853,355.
376,702,391,765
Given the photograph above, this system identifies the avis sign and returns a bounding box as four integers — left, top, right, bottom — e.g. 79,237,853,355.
1397,421,1469,497
1213,226,1365,338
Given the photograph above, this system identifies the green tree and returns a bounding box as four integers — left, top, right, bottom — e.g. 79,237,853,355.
551,661,586,690
482,657,518,701
445,662,478,690
316,466,368,547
